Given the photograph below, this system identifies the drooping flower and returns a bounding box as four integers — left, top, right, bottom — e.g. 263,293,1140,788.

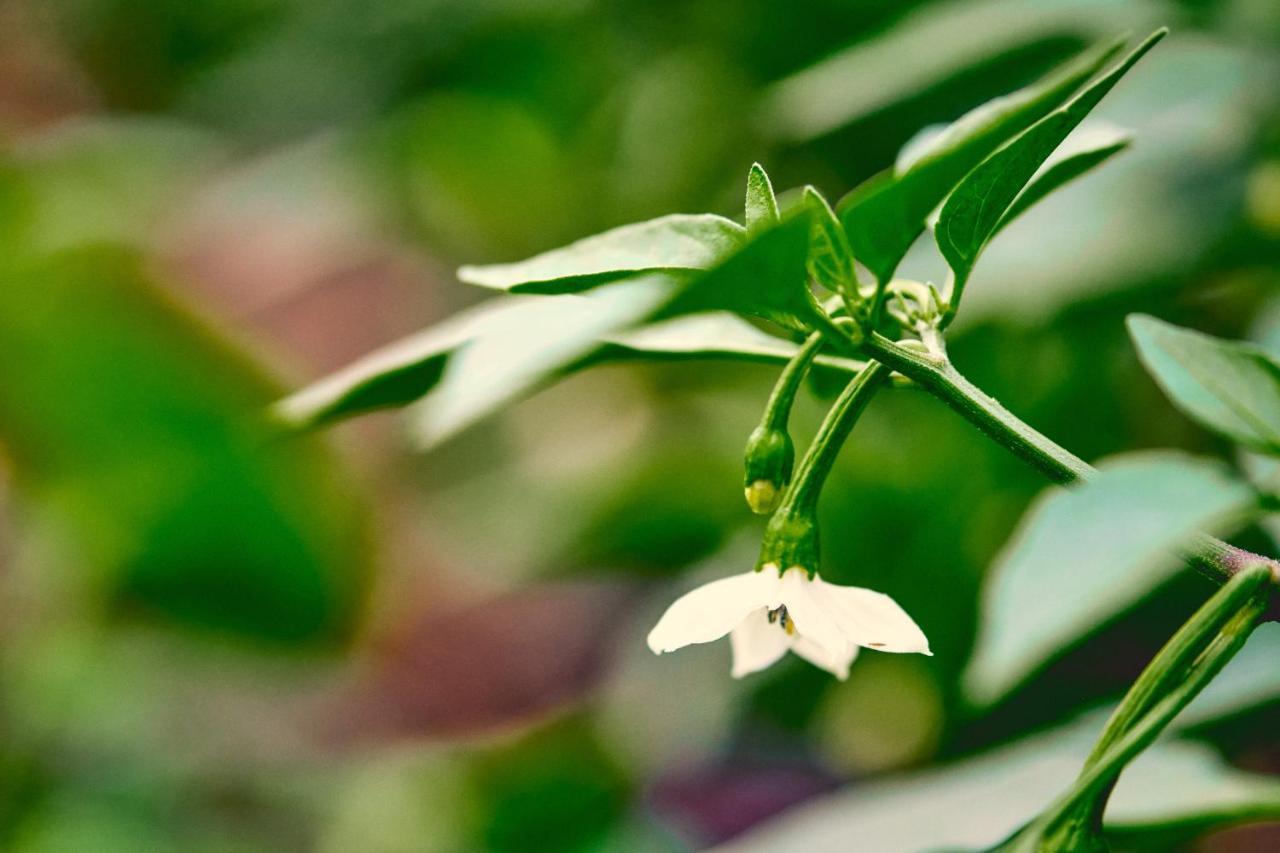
646,565,930,680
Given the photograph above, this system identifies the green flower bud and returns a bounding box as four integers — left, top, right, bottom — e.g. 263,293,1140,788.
743,424,794,514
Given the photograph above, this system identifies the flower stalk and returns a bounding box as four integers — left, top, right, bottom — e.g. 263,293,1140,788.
742,331,825,513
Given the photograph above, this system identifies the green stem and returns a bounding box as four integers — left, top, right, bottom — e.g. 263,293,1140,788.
807,326,1279,588
762,331,824,431
779,361,890,518
862,332,1090,483
1012,564,1273,851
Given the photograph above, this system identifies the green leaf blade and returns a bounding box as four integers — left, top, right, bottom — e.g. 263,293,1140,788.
745,162,780,232
410,277,677,447
1129,314,1280,455
836,37,1125,283
937,31,1164,292
802,186,857,295
992,131,1130,235
964,451,1258,705
456,213,745,294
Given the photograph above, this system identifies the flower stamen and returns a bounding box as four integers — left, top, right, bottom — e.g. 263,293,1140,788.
767,605,796,635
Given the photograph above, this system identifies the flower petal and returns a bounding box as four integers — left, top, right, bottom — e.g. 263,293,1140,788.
729,609,791,678
780,568,853,662
812,576,932,655
647,570,780,654
791,634,858,680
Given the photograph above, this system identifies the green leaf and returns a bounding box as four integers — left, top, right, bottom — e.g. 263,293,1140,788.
412,211,831,447
937,32,1163,301
802,187,857,295
991,128,1131,236
290,214,824,444
836,37,1123,283
658,209,824,332
1129,314,1280,455
718,711,1280,853
744,163,780,232
273,297,534,428
965,452,1258,705
275,305,862,430
0,248,367,643
410,277,676,447
596,313,864,375
456,213,745,294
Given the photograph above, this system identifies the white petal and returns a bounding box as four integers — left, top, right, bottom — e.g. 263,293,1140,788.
729,609,791,678
779,568,854,662
791,634,859,680
812,576,932,655
647,570,781,654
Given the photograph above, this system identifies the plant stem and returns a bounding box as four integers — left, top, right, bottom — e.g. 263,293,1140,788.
1008,564,1273,851
810,329,1280,589
779,361,890,518
761,331,824,431
861,332,1090,482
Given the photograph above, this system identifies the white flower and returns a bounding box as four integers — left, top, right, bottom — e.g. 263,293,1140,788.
646,564,930,680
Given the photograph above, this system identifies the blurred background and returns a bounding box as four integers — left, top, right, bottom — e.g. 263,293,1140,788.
0,0,1278,850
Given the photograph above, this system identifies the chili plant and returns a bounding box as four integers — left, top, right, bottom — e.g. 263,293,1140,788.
279,28,1280,850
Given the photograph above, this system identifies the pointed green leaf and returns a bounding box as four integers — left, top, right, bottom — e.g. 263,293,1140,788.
992,130,1130,236
1129,315,1280,455
456,213,744,294
837,37,1123,283
802,186,857,295
272,297,538,428
937,31,1163,302
965,452,1258,705
745,163,780,232
411,213,825,446
278,210,834,438
412,277,677,447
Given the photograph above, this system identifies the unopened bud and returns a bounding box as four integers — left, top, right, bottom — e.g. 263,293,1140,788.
743,425,794,514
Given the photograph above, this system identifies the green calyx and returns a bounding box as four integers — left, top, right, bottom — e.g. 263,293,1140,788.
756,509,819,576
743,425,795,514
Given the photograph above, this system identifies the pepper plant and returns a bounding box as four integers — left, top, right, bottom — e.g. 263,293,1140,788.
278,28,1280,849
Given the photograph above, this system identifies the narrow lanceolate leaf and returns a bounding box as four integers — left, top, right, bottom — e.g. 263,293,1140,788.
280,213,827,439
837,37,1124,283
272,297,525,427
457,213,745,294
745,163,781,232
414,212,826,446
991,129,1130,236
273,305,859,430
937,31,1163,304
803,186,857,296
1129,314,1280,455
411,276,677,447
964,452,1258,705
